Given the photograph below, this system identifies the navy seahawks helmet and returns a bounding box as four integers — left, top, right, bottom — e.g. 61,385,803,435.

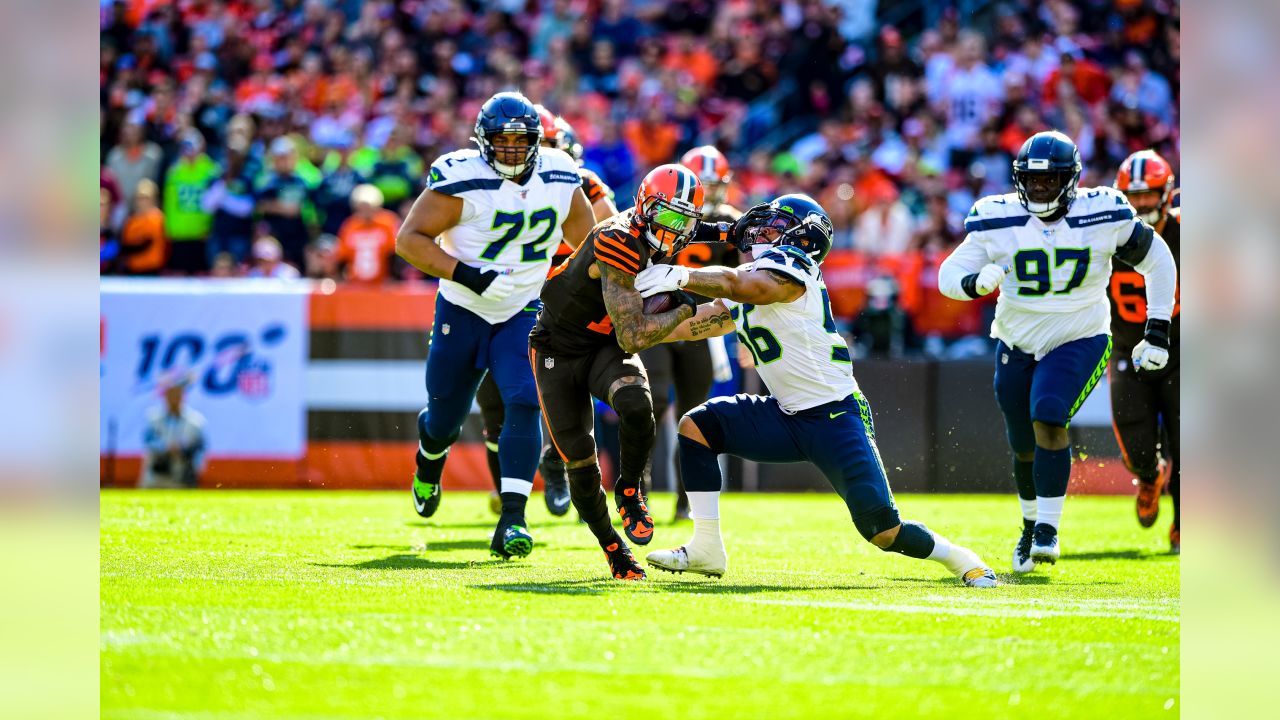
740,193,834,263
1012,130,1081,219
555,117,583,164
473,92,543,180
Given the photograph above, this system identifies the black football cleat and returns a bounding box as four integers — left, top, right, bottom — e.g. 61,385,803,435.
412,473,442,518
490,516,533,560
615,485,655,545
1030,523,1060,565
603,539,646,580
540,453,571,517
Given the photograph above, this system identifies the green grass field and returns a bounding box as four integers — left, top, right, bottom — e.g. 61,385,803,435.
101,490,1179,719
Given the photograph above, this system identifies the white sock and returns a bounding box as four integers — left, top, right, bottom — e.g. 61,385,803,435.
1019,497,1037,524
687,491,720,520
1037,495,1065,530
500,477,533,496
927,530,983,576
691,517,723,551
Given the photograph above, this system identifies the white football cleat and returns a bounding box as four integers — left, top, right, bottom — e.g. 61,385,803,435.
962,567,999,588
1030,523,1059,565
646,543,726,578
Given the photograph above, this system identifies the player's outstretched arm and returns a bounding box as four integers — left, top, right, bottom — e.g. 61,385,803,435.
938,236,1006,300
662,299,736,343
659,265,804,306
395,187,464,279
591,193,618,223
561,186,596,249
600,261,696,353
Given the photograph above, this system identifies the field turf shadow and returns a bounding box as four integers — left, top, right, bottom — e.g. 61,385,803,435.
351,540,490,552
1059,549,1174,561
313,553,505,571
473,578,877,597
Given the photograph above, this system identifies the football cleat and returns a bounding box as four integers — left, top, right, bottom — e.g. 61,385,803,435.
1013,525,1036,573
616,485,655,545
1135,459,1169,528
1030,523,1059,565
962,567,999,588
487,491,502,516
540,454,571,517
490,518,533,560
1169,525,1180,555
412,473,442,518
645,543,727,578
604,540,646,580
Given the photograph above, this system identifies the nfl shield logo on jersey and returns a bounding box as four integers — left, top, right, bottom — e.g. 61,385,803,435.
544,356,554,369
442,324,450,335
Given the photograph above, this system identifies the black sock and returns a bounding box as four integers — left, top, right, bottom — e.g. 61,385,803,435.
415,448,448,484
567,464,616,545
884,521,937,559
499,492,528,523
1014,458,1035,530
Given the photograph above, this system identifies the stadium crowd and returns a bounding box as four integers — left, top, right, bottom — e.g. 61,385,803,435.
99,0,1179,354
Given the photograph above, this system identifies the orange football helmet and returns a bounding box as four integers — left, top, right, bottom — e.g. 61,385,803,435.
533,104,560,148
635,164,704,254
1115,150,1175,224
680,145,732,211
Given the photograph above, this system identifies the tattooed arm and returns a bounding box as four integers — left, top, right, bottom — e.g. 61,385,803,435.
600,261,696,353
662,299,736,343
682,266,806,306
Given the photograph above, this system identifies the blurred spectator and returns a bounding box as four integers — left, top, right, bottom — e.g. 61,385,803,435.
246,236,302,279
255,137,314,269
101,186,121,274
315,133,367,236
105,120,162,211
163,129,220,275
1043,46,1112,108
934,31,1004,170
623,105,681,169
1110,50,1174,126
352,125,423,212
202,143,257,266
140,373,206,489
335,184,400,284
119,178,168,276
305,236,340,281
209,252,242,278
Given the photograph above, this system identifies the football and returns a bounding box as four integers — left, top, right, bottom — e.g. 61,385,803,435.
642,291,680,314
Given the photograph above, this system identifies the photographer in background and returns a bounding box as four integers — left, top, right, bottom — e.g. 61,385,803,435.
140,373,207,489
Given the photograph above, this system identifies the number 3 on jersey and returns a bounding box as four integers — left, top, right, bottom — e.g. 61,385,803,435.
480,208,559,262
1014,247,1090,296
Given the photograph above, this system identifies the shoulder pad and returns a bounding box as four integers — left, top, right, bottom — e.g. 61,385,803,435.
964,193,1029,233
427,150,500,196
755,245,815,282
1065,186,1136,228
536,148,582,186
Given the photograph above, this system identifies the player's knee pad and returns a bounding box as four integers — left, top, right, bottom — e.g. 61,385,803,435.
1030,395,1070,428
560,434,597,466
611,384,654,433
682,405,726,453
852,505,902,543
417,407,458,454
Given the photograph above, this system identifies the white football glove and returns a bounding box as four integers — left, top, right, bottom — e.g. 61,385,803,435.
634,264,690,298
975,263,1010,295
482,272,517,302
1132,341,1169,371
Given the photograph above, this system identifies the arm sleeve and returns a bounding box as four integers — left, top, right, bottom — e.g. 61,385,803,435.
937,235,993,301
1133,231,1177,321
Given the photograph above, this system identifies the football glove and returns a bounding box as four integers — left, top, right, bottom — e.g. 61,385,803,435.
452,263,516,301
1133,318,1171,371
634,264,690,298
976,263,1010,295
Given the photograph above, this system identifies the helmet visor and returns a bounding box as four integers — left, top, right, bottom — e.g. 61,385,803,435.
652,204,697,236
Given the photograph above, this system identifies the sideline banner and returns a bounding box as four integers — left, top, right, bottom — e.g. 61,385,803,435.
100,279,310,459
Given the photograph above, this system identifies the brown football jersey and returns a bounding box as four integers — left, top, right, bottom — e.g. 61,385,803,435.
1108,206,1180,354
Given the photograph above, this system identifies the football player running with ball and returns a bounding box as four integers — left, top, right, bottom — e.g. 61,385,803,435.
938,131,1177,572
395,91,597,559
1110,149,1181,553
529,164,732,580
636,194,998,587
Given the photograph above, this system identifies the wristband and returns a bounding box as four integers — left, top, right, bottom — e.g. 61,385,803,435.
960,273,982,299
451,262,496,295
1143,318,1171,349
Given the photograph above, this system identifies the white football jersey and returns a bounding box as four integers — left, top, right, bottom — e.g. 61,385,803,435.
427,147,582,324
956,186,1146,358
723,246,859,414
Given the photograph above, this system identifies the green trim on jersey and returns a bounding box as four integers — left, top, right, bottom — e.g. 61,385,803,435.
1067,335,1112,423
